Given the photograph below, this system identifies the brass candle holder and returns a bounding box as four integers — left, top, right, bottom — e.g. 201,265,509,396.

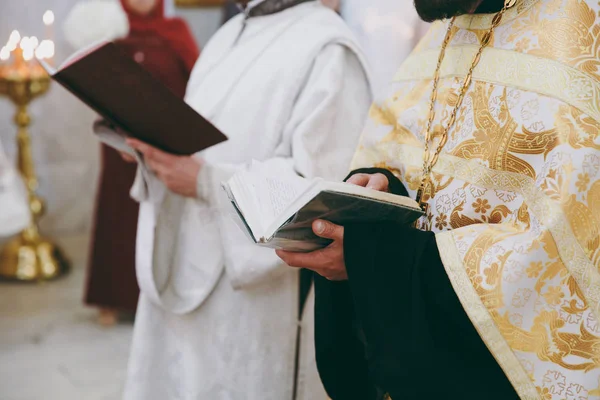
0,61,69,281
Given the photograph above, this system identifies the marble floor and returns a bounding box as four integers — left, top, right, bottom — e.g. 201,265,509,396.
0,236,133,400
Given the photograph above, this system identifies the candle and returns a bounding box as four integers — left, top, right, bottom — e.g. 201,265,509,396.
0,21,56,79
0,46,10,62
43,10,55,64
43,10,55,26
36,40,55,61
6,30,20,58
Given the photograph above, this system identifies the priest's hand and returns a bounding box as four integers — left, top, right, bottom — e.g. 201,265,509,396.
126,138,203,198
276,220,347,281
346,172,389,192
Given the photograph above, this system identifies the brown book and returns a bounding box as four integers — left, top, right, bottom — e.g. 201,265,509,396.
40,41,227,155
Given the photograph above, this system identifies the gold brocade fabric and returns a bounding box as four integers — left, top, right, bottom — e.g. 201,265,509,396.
350,0,600,398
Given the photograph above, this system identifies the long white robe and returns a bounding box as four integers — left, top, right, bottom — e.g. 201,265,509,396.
123,2,372,399
0,140,29,237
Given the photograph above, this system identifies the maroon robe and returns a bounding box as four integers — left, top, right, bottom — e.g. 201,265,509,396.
85,3,199,312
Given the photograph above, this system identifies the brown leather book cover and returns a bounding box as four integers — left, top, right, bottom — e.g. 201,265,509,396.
47,42,227,155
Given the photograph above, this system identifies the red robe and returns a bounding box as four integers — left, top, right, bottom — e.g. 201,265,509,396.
85,0,199,312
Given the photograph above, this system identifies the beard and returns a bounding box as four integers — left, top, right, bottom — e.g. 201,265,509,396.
414,0,501,22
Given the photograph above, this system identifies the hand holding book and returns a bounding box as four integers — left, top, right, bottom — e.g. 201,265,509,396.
42,41,227,155
275,170,412,280
345,172,390,192
127,138,203,198
222,162,423,253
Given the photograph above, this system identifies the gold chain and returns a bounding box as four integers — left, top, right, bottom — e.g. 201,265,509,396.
415,0,514,213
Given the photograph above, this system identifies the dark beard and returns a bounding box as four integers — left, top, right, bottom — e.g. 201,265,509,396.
414,0,504,22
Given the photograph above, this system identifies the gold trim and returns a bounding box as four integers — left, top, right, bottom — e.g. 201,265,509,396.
454,0,540,29
376,142,600,318
393,45,600,124
435,232,540,399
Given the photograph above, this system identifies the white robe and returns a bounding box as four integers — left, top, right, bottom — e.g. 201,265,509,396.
123,2,372,400
0,139,29,237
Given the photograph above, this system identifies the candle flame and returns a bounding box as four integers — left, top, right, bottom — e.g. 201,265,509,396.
2,27,55,66
23,49,34,61
43,10,55,26
29,36,39,49
0,46,10,61
35,40,55,60
19,36,30,50
7,30,20,51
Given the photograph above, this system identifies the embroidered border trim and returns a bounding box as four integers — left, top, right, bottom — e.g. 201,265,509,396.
453,0,540,29
436,231,540,399
369,142,600,319
393,46,600,124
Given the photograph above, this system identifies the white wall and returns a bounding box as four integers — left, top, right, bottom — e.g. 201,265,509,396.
340,0,429,95
0,0,222,237
178,7,223,48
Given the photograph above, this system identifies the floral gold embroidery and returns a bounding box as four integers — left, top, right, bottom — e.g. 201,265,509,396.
527,261,544,278
576,173,590,192
352,4,600,395
544,286,565,305
473,198,492,214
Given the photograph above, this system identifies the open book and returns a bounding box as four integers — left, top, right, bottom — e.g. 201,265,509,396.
40,41,227,155
222,163,424,252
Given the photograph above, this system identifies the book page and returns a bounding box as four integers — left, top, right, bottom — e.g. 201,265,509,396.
92,120,135,155
259,175,309,222
320,180,420,209
226,161,312,240
59,40,108,70
223,162,424,251
38,58,56,76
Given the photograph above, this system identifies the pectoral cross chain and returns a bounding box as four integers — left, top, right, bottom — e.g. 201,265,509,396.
416,186,429,214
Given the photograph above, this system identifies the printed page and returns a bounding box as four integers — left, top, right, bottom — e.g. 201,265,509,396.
258,175,309,222
235,161,312,239
59,40,108,70
252,164,311,229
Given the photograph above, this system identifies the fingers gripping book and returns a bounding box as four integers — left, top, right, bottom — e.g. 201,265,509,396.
222,162,424,252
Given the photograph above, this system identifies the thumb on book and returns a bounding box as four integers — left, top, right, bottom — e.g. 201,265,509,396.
312,219,343,241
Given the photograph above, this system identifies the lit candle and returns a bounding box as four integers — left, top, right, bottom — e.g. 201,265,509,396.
29,36,39,49
0,46,10,62
43,10,55,64
18,37,34,76
36,40,55,61
7,30,20,51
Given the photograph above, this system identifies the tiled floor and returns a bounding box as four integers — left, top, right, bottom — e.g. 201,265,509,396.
0,236,133,400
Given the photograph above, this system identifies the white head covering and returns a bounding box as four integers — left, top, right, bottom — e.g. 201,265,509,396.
63,0,129,50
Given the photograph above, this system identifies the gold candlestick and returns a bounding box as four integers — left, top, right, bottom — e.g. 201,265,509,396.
0,73,69,281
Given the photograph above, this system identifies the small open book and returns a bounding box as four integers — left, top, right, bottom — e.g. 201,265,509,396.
222,162,424,252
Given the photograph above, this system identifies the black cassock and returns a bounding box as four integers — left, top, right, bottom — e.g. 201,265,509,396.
313,168,520,400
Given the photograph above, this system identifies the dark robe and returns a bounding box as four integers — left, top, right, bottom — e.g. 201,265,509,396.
313,168,520,400
85,27,198,312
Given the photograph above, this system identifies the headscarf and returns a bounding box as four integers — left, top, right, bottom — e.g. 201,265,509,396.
120,0,200,73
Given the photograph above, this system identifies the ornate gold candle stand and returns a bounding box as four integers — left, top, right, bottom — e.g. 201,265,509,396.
0,71,69,281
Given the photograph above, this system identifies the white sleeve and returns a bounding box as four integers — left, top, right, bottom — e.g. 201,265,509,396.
197,43,372,289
